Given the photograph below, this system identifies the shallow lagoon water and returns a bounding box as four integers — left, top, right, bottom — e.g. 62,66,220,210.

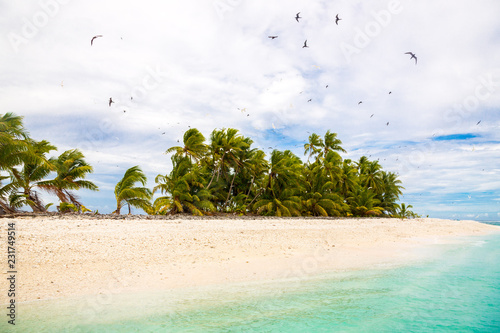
7,231,500,332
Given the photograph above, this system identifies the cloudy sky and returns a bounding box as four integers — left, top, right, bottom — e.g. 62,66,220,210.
1,0,499,220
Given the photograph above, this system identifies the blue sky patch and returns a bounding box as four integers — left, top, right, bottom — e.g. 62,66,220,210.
432,133,479,141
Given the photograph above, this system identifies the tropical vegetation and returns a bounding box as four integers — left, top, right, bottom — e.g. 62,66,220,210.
0,112,419,217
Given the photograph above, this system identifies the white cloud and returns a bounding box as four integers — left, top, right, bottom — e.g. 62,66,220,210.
1,0,500,216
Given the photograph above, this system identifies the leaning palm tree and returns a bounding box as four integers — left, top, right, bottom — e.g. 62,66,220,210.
321,130,346,158
0,112,41,171
304,133,323,163
114,166,152,214
8,139,56,212
38,149,98,211
165,128,207,162
154,155,214,216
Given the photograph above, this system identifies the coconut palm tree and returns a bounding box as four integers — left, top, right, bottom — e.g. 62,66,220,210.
253,188,301,217
304,133,323,163
154,155,214,216
347,187,384,217
37,149,98,211
8,139,56,212
321,130,346,157
379,171,404,215
165,128,207,162
114,166,152,214
361,160,383,193
0,112,40,171
337,159,358,198
302,162,347,216
205,128,247,191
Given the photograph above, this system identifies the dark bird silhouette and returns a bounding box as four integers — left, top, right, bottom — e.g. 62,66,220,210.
358,101,362,105
308,99,312,102
476,120,481,125
303,40,308,48
130,96,133,100
326,85,329,88
386,122,390,126
91,35,103,46
370,114,374,118
389,91,392,94
247,114,250,117
295,12,301,22
268,36,278,39
123,110,126,113
109,98,114,107
162,132,165,135
335,14,341,25
405,52,417,64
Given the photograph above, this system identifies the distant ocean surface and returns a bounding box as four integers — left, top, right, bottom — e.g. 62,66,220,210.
10,230,500,333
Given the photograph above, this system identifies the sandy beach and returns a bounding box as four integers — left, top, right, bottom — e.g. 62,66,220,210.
1,216,498,303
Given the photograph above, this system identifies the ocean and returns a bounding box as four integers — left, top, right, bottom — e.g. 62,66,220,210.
7,226,500,332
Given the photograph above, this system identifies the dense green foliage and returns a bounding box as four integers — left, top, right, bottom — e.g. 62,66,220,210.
0,113,98,213
155,127,418,218
1,113,418,217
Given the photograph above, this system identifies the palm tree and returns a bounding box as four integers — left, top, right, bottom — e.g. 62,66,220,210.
253,188,301,217
302,162,346,216
321,130,346,158
347,187,384,217
38,149,98,211
361,160,383,193
205,128,247,190
165,128,207,162
8,139,56,212
154,155,214,216
379,171,404,215
304,133,323,163
0,113,40,171
114,166,152,214
337,159,358,197
395,203,418,219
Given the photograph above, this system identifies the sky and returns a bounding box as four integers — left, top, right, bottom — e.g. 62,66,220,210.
1,0,499,220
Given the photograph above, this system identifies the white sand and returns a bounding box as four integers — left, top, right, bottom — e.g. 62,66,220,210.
1,216,498,303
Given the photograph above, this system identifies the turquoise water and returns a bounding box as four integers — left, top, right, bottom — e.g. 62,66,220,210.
6,231,500,332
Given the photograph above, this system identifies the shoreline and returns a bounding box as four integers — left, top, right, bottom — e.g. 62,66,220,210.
1,217,499,304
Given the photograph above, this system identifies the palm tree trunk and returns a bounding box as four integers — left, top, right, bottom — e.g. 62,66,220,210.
246,176,255,197
224,167,238,207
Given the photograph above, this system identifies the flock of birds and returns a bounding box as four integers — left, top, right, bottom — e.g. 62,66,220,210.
87,11,484,147
263,12,420,128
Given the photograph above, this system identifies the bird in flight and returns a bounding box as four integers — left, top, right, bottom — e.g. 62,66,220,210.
109,98,114,107
370,114,374,118
386,122,390,126
326,85,329,88
389,91,392,94
405,52,417,65
303,40,309,48
296,12,301,22
335,14,342,25
308,99,312,102
476,120,481,125
358,101,363,105
91,35,103,46
268,36,278,39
